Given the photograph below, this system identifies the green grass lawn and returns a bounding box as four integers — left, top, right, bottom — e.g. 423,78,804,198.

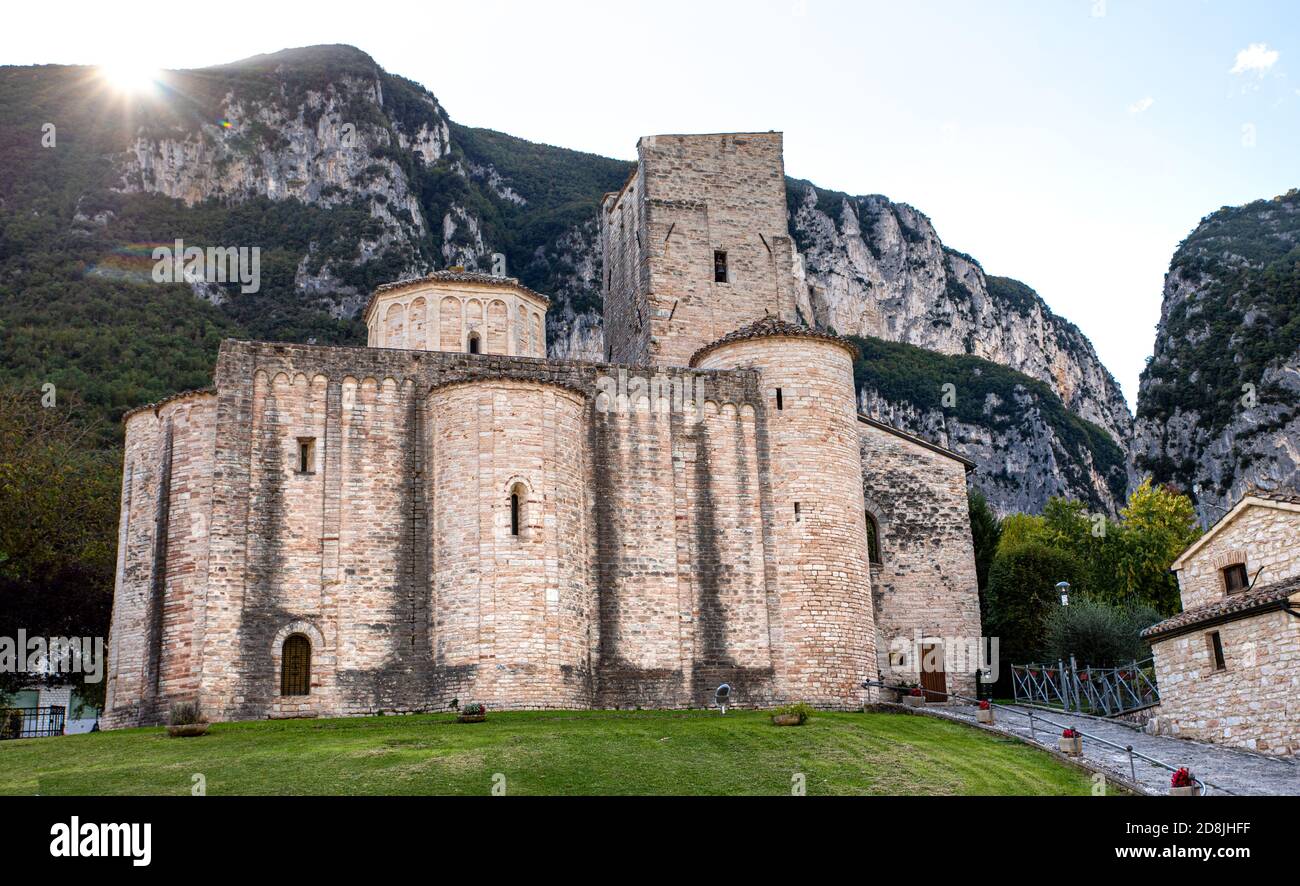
0,709,1103,796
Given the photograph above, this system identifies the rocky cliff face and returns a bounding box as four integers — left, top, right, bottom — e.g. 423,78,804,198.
70,44,1134,513
1133,190,1300,524
788,183,1132,446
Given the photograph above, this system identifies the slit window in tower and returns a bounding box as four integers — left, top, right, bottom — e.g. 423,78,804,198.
775,388,783,411
794,502,801,522
510,490,521,537
714,250,728,283
297,438,316,474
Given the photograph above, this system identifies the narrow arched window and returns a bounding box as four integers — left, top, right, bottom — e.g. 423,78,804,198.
510,491,520,536
468,332,481,354
865,512,882,566
281,634,311,696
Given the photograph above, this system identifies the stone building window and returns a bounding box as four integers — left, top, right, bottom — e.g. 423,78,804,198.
468,332,481,354
280,634,311,696
1222,563,1248,594
1207,631,1226,672
775,388,783,411
714,250,728,283
794,502,802,522
296,438,316,474
509,482,527,538
865,512,882,566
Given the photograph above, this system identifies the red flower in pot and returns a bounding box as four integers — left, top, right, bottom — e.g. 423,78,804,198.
1171,768,1194,788
978,700,990,710
1061,728,1078,738
910,688,923,697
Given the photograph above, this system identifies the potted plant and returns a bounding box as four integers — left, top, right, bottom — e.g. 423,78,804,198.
457,702,486,723
903,686,926,708
1059,727,1082,756
771,703,813,726
166,701,209,738
976,699,994,724
1169,767,1199,796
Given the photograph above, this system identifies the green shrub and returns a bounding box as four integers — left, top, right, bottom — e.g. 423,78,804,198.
168,701,205,726
773,703,813,724
1042,597,1163,666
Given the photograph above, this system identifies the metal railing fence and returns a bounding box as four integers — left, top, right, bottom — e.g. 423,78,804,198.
862,680,1219,796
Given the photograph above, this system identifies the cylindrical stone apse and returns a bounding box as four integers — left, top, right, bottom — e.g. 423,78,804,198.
693,320,876,707
426,380,593,709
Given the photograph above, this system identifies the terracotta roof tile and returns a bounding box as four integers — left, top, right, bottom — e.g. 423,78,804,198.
1141,575,1300,640
689,317,859,366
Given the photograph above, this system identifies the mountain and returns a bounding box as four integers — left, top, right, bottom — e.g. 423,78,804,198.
1133,190,1300,522
0,44,1130,512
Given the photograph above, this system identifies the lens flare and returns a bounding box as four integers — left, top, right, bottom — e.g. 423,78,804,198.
98,60,160,95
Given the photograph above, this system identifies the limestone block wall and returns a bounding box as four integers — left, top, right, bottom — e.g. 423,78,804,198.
600,164,649,365
427,380,593,709
602,133,800,368
1175,504,1300,610
696,336,875,706
366,280,547,358
591,381,776,708
104,391,216,728
859,421,982,698
1150,610,1300,755
105,336,974,725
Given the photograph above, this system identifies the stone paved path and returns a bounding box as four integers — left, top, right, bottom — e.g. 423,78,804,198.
926,702,1300,796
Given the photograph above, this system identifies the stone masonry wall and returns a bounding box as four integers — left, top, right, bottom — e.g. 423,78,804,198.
696,336,876,707
602,133,800,368
103,392,216,728
1151,610,1299,755
1147,501,1300,755
859,421,982,699
1175,503,1300,610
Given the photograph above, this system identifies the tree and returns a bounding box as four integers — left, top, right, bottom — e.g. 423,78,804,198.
1114,478,1201,614
1041,597,1164,666
968,489,1001,595
985,541,1087,668
997,512,1045,554
0,386,119,706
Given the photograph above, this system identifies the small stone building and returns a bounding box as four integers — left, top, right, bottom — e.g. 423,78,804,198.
103,132,982,727
1143,489,1300,756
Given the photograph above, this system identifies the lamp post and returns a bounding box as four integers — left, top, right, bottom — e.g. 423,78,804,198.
1056,581,1075,710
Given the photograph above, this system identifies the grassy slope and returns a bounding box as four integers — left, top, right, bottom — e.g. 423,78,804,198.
1,710,1100,796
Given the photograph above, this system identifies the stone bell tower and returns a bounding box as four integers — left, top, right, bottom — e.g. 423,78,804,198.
599,132,801,367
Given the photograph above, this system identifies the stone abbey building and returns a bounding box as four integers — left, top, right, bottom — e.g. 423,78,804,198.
104,133,982,727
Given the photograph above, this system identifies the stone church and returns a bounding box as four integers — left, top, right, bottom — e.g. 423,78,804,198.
104,132,982,727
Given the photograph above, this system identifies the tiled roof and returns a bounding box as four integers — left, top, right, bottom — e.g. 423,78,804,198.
121,388,217,422
362,270,550,323
1141,575,1300,640
689,317,859,366
1244,486,1300,506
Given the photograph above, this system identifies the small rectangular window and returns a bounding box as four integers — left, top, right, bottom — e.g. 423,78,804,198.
297,438,316,474
714,250,728,283
1222,563,1248,593
1208,631,1226,671
775,388,783,411
794,502,801,522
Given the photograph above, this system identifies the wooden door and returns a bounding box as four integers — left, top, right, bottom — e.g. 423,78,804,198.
920,643,947,702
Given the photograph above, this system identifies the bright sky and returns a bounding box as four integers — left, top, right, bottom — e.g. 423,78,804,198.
4,0,1298,408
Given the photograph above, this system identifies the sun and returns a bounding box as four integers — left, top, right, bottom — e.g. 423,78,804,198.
97,59,161,95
